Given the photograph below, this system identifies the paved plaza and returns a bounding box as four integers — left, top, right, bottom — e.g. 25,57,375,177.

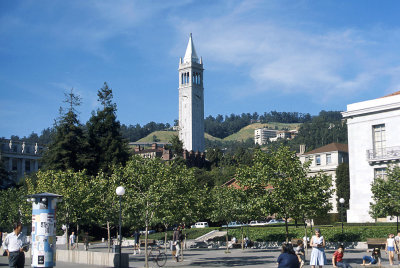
1,243,399,268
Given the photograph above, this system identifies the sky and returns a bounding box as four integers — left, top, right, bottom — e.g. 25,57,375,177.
1,0,400,139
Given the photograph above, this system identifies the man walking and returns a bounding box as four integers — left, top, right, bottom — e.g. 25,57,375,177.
2,222,28,268
69,231,76,249
172,226,183,262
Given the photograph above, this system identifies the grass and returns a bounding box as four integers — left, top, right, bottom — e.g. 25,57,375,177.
133,122,300,143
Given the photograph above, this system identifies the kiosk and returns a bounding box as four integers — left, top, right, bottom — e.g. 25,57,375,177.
27,193,62,268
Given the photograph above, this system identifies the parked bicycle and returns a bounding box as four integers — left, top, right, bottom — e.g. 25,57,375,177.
147,246,167,267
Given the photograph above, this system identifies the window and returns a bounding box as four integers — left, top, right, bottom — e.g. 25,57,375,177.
326,154,332,164
374,168,387,180
316,155,321,165
373,124,386,156
12,159,17,170
25,160,31,172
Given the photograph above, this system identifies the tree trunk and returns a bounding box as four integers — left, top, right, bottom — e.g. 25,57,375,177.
285,217,289,242
164,224,168,253
225,225,230,253
241,226,244,250
144,225,149,268
66,225,69,250
76,223,79,249
107,221,110,253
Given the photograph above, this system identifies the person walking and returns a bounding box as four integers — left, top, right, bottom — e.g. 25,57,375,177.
69,231,76,250
395,232,400,262
332,245,352,268
310,228,327,268
385,233,396,265
2,222,29,268
133,230,141,255
172,226,182,262
295,240,305,268
277,243,300,268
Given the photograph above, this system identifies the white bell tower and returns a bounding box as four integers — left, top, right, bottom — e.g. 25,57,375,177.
178,34,205,152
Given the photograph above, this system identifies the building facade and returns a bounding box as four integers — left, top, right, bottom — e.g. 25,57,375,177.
342,91,400,222
0,139,43,186
178,34,205,152
299,143,348,214
254,128,278,145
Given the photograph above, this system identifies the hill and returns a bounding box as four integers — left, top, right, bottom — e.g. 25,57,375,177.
135,122,300,143
223,122,301,141
136,131,221,143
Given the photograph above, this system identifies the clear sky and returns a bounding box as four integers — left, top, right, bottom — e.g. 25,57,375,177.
1,0,400,138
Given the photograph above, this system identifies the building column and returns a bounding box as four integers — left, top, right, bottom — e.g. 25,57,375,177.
21,159,25,176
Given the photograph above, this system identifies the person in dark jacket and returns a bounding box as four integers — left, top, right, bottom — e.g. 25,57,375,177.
277,243,300,268
172,226,183,261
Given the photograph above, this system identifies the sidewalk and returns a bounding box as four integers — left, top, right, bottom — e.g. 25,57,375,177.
1,246,399,267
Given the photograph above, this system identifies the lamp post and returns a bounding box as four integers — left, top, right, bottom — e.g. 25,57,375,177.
116,186,125,268
339,198,345,234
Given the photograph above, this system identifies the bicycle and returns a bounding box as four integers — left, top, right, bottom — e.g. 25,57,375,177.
147,246,167,267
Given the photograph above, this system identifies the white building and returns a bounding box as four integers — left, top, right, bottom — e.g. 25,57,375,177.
299,143,349,213
254,128,278,145
178,34,205,152
342,91,400,222
0,139,43,187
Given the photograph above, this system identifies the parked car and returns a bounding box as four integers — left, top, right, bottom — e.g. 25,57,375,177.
190,222,209,228
139,229,156,234
266,219,285,224
221,221,247,228
249,220,268,226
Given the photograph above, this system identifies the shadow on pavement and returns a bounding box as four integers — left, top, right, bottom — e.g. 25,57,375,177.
189,255,274,267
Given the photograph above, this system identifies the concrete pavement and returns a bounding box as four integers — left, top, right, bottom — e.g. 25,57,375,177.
2,245,399,267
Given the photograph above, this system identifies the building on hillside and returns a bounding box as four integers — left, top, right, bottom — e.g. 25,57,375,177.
254,128,278,145
133,143,172,160
269,131,292,142
0,139,44,187
178,33,205,152
342,91,400,223
299,143,349,213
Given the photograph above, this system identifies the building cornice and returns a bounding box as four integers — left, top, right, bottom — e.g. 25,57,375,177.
342,101,400,119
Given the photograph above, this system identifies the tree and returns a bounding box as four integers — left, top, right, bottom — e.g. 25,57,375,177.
370,166,400,221
112,156,204,268
236,146,333,241
42,89,90,172
86,82,129,175
169,135,184,157
25,170,97,249
336,163,350,215
0,187,30,231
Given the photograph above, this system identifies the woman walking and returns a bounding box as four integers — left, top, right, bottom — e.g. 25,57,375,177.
310,228,327,268
385,233,396,265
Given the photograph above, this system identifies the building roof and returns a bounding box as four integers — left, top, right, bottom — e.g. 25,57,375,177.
183,33,199,63
302,143,348,155
381,90,400,98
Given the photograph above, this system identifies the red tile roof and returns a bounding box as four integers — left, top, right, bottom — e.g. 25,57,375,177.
381,90,400,98
302,143,348,155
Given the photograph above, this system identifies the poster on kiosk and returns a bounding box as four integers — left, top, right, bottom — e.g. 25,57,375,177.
27,193,62,268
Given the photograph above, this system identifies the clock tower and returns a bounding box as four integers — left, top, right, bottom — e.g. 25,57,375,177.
178,34,205,152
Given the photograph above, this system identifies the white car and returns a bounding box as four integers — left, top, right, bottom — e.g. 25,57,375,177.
267,219,285,224
191,222,209,228
249,220,268,226
221,221,247,228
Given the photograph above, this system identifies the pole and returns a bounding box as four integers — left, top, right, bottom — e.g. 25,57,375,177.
341,203,344,234
397,216,399,234
119,195,122,268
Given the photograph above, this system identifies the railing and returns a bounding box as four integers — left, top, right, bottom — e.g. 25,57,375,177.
367,146,400,162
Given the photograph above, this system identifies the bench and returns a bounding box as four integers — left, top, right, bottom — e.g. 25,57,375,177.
139,239,156,247
367,238,386,249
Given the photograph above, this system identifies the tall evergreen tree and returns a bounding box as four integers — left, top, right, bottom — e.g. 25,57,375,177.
86,82,129,175
42,89,90,172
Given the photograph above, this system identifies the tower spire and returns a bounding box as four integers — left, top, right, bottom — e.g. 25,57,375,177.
183,33,199,63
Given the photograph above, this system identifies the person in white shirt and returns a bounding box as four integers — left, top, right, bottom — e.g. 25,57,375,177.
69,232,76,249
2,222,28,268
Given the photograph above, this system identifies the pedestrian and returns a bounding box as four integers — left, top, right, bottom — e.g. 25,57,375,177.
277,243,300,268
133,230,141,255
2,222,29,268
395,232,400,262
332,245,352,268
310,228,327,268
295,240,305,268
361,247,381,266
386,233,397,265
172,226,182,262
83,232,89,251
69,231,76,250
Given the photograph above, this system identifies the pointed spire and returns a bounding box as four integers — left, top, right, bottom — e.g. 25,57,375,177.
183,33,199,63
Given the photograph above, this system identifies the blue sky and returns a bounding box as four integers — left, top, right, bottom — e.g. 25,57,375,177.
1,0,400,138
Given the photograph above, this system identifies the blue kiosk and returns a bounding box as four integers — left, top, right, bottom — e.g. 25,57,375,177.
27,193,62,268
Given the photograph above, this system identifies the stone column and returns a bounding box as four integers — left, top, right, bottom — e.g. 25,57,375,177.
21,159,25,175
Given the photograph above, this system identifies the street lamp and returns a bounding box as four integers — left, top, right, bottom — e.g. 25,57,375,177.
339,198,345,234
116,186,125,268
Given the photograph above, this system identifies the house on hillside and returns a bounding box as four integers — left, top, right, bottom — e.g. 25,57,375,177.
342,91,400,223
299,143,349,214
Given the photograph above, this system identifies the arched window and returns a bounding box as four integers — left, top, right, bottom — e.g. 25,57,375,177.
181,73,183,84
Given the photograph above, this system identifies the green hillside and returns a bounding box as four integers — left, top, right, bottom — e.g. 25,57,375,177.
223,122,301,141
136,131,221,143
